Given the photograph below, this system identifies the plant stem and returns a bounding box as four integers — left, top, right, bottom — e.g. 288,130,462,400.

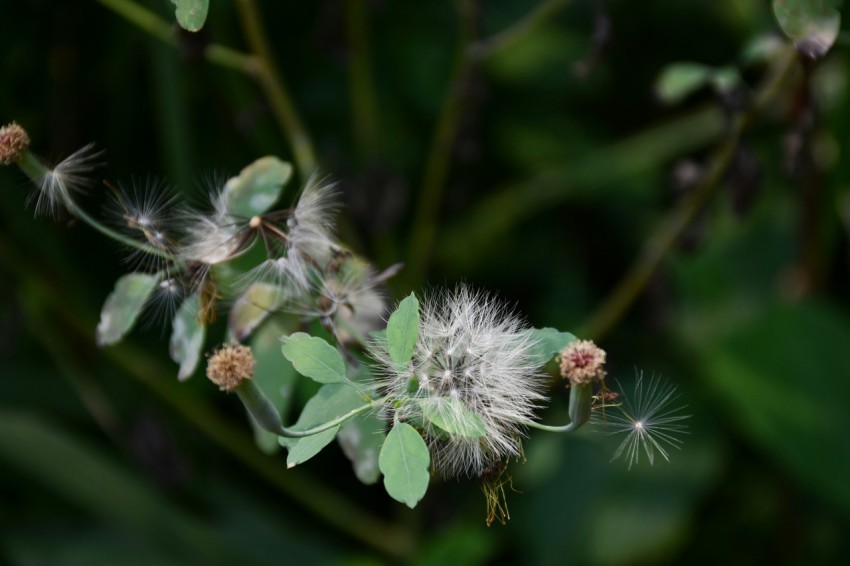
235,0,318,176
471,0,570,59
96,0,256,73
72,204,173,260
406,0,476,286
346,0,381,160
580,47,800,341
526,383,591,432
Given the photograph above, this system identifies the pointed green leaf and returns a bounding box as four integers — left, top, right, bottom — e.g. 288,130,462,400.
280,383,365,466
529,327,576,366
773,0,841,59
171,0,209,32
379,422,430,508
228,283,287,341
419,397,486,438
96,272,161,347
281,332,347,384
386,293,420,366
169,293,206,381
221,156,293,218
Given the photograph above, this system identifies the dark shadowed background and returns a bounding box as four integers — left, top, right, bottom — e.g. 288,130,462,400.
2,0,850,564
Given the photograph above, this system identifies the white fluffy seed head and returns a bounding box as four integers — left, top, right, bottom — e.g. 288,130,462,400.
371,286,547,479
285,176,339,285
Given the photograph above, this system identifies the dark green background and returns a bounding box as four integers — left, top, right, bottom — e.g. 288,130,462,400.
2,1,849,564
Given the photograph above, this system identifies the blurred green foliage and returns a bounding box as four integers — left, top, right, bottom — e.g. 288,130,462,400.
2,0,850,564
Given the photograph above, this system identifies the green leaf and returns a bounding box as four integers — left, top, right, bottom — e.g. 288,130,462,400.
419,397,486,438
249,318,298,454
773,0,841,58
169,293,206,381
221,156,293,218
96,272,161,347
228,283,286,342
281,332,347,384
339,412,386,485
171,0,209,33
386,293,420,366
280,383,365,466
379,422,430,508
529,327,576,366
655,62,713,104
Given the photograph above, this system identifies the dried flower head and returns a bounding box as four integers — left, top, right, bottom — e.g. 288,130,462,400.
0,122,30,165
28,144,101,217
206,343,255,392
593,373,690,469
559,339,607,386
372,286,546,479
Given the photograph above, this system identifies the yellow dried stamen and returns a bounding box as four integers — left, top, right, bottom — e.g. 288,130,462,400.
206,343,255,392
0,122,30,165
559,339,607,386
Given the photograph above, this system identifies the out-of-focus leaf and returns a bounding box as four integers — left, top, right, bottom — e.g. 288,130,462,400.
529,327,576,366
386,293,419,366
280,383,366,466
221,156,292,218
419,397,486,438
703,302,850,512
228,283,286,341
773,0,841,58
338,412,386,485
171,0,209,32
656,63,741,105
96,272,161,347
740,34,785,66
281,332,347,384
249,318,298,454
169,293,206,381
379,422,430,508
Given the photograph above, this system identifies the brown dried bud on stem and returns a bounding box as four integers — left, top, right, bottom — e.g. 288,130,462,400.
0,122,30,165
206,343,255,392
558,339,606,386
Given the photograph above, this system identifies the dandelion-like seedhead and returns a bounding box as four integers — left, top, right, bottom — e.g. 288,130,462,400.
29,144,101,217
593,372,690,469
371,286,546,479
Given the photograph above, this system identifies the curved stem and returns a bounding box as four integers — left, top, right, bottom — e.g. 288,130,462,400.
237,380,384,438
527,383,592,433
579,47,800,341
236,0,318,176
71,205,173,260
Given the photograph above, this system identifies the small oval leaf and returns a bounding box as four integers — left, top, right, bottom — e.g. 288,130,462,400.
281,332,347,384
529,327,576,367
169,293,206,381
386,293,420,366
379,422,430,509
171,0,209,33
228,283,286,341
773,0,841,59
221,156,293,218
96,272,161,347
420,397,486,438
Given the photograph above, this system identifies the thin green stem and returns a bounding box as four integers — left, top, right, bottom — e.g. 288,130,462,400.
71,204,172,260
236,0,318,176
580,47,800,341
406,0,476,286
281,402,379,438
96,0,257,73
527,383,592,432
